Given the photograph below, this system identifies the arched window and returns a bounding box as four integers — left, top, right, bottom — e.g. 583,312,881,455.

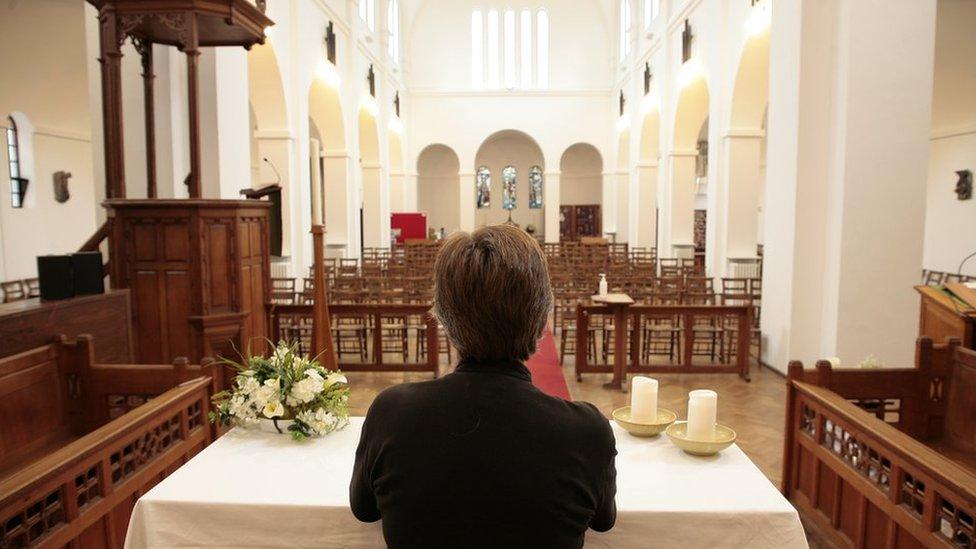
528,165,543,209
388,0,400,64
471,10,484,88
536,10,549,88
476,166,491,208
619,0,632,60
503,10,516,89
642,0,659,29
359,0,375,31
502,165,517,210
520,10,532,88
6,116,25,208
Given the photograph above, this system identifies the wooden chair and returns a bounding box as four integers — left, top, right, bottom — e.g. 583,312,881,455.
24,278,40,298
1,280,26,303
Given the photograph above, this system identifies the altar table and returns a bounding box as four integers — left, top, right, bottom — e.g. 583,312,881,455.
125,418,808,548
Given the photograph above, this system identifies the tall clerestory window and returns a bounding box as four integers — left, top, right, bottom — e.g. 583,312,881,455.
642,0,659,29
471,8,549,90
6,116,24,208
388,0,400,64
619,0,632,61
359,0,375,32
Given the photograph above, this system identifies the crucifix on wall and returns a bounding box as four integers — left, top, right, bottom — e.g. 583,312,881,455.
682,20,693,63
644,62,653,95
394,91,400,117
325,21,336,64
619,91,626,117
367,65,376,97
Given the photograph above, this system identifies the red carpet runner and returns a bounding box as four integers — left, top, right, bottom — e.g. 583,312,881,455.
526,326,572,400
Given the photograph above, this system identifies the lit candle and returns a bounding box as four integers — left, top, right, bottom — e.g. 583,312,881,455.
630,376,658,423
686,389,717,441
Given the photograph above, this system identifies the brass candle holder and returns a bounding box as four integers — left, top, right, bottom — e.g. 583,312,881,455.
612,407,677,437
665,421,737,456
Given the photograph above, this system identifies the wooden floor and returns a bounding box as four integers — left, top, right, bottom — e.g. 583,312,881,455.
345,358,789,487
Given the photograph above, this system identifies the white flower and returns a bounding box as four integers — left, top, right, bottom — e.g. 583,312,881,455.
238,376,260,396
304,368,324,382
263,400,285,418
251,377,281,409
287,374,324,406
324,372,347,388
297,408,343,436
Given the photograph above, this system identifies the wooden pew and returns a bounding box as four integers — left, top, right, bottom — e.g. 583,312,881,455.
782,338,976,548
0,378,214,548
0,336,219,547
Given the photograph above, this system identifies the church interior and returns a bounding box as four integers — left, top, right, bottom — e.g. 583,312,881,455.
1,0,975,547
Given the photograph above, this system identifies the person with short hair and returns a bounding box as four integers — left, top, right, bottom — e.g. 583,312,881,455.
350,224,617,548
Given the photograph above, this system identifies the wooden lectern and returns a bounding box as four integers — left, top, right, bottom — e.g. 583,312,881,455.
916,284,976,349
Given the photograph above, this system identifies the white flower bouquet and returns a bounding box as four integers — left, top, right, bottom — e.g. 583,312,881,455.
210,342,350,440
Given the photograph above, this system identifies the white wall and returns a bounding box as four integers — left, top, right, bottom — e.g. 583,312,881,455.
0,1,98,280
923,0,976,277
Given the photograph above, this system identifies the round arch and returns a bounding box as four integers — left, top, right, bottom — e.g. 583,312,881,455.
474,129,545,234
307,75,348,251
724,29,770,262
668,76,710,252
417,144,461,235
358,104,383,249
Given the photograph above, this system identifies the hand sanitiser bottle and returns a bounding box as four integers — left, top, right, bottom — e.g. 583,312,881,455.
598,273,608,296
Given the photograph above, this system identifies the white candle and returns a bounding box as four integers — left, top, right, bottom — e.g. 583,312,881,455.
311,182,323,226
630,377,658,423
687,389,717,441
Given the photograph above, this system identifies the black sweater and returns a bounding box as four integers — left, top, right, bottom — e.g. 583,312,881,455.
350,358,617,548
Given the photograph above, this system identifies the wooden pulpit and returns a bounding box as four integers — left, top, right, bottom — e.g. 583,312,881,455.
106,199,271,364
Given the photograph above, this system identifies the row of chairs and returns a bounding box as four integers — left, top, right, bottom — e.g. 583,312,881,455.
1,278,40,303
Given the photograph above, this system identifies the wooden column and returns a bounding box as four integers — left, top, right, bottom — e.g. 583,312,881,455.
184,13,202,199
596,293,634,391
311,225,338,370
134,39,157,198
97,6,126,199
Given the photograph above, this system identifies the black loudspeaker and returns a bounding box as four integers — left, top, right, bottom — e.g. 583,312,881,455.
71,251,105,296
37,255,74,301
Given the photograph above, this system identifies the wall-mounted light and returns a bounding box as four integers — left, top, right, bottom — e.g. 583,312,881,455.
678,58,703,89
316,60,341,88
640,89,659,114
745,0,771,37
361,95,379,117
616,115,630,133
389,116,405,134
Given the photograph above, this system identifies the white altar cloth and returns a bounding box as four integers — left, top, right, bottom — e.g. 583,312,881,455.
125,417,807,548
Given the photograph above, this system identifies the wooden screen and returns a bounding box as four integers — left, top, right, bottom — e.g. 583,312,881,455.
559,205,601,240
0,378,214,548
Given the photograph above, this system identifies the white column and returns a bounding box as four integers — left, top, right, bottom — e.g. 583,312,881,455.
718,131,764,271
668,151,697,252
544,171,561,243
615,170,629,243
459,170,475,232
361,162,386,248
198,48,251,199
601,171,616,238
404,172,418,212
321,149,349,253
632,161,659,249
761,0,936,371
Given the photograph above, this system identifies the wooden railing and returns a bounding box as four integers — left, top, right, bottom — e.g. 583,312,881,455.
574,303,753,381
783,381,976,548
0,377,215,548
78,219,111,276
268,302,439,375
782,339,976,549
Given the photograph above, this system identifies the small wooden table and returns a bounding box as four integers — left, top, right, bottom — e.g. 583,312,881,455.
591,293,635,391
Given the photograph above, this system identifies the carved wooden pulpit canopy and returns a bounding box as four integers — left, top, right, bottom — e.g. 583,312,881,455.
88,0,273,199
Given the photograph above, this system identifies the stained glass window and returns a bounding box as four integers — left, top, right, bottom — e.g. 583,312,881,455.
528,165,543,209
502,165,516,210
476,166,491,208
